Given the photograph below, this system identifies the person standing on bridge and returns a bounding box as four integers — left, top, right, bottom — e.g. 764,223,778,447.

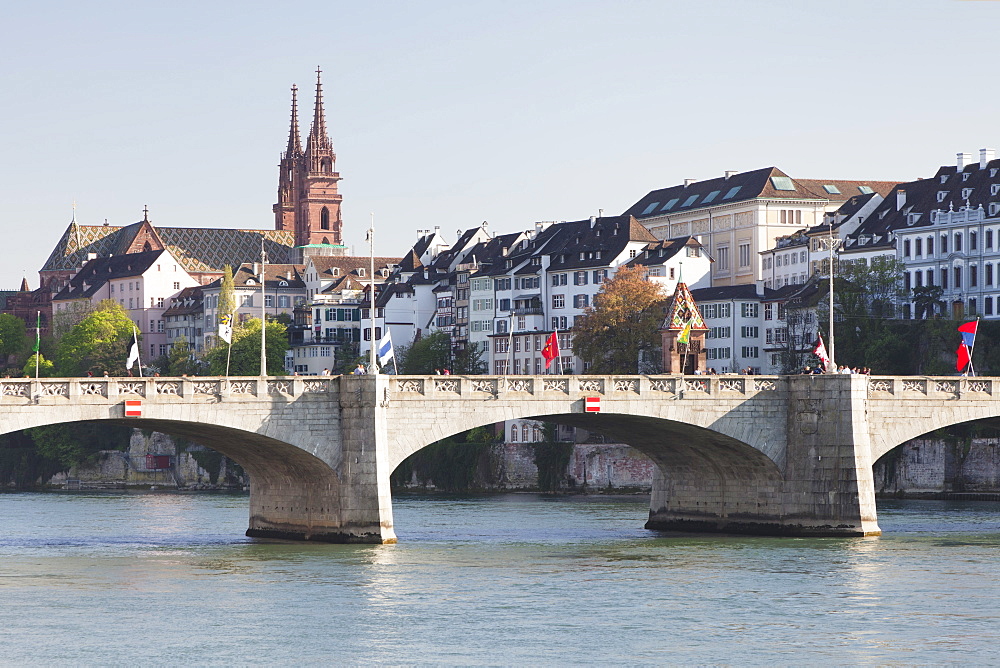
353,363,366,375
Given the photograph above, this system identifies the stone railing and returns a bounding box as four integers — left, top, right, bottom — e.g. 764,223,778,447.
867,376,996,398
0,376,339,403
389,375,783,399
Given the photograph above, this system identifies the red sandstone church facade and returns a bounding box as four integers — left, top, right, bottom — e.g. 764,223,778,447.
2,69,345,339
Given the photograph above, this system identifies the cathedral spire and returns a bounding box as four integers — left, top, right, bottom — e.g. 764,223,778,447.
285,85,302,157
307,66,332,153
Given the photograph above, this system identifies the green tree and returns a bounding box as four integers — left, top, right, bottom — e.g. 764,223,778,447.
571,266,666,373
164,335,202,376
0,313,28,365
54,300,136,376
912,285,946,320
204,318,288,375
26,422,132,470
22,353,54,377
390,425,501,491
218,264,236,325
400,331,452,374
452,341,487,375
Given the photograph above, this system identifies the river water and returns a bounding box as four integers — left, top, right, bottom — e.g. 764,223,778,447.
1,492,998,666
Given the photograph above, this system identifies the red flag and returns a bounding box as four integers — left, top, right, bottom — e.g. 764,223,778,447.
958,320,978,348
541,332,560,369
812,335,831,372
956,343,971,372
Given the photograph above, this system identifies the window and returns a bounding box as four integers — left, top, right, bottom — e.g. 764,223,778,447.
971,265,978,287
241,295,253,307
938,191,948,203
499,298,511,311
716,246,730,271
823,184,841,194
551,316,568,330
705,347,731,360
764,303,773,320
987,264,994,287
264,295,274,307
573,294,589,308
954,266,962,288
915,238,922,256
903,239,911,258
707,326,731,339
971,230,978,251
278,295,290,308
955,233,963,252
741,326,758,339
496,319,508,334
858,185,874,194
738,243,751,268
741,302,758,318
173,282,180,290
661,198,679,211
941,268,948,289
941,234,948,254
741,346,759,359
969,298,978,315
987,297,994,316
682,195,698,207
641,202,660,215
770,176,795,190
496,278,511,291
592,269,607,283
723,186,741,199
703,190,720,203
989,230,995,250
573,271,588,285
701,303,731,319
552,294,565,308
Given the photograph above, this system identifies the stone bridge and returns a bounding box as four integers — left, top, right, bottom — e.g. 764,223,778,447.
0,374,995,542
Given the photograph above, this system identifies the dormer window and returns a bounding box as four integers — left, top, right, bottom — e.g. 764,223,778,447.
938,191,948,202
992,184,1000,196
941,174,949,184
962,188,974,199
963,173,971,181
332,268,341,276
278,280,288,287
357,268,365,277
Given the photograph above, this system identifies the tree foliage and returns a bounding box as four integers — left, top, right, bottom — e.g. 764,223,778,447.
0,313,28,361
390,426,501,491
26,422,132,469
164,335,203,376
22,353,54,378
204,317,288,375
571,266,666,374
54,300,136,376
400,331,452,374
218,264,236,323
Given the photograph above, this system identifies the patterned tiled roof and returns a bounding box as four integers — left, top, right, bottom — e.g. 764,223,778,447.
662,282,708,332
42,221,296,276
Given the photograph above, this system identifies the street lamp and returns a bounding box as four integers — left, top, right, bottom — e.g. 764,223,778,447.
815,221,843,372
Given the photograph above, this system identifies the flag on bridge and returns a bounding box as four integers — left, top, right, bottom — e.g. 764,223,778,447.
126,326,141,375
378,329,394,367
541,332,560,369
218,313,233,344
956,319,979,373
812,335,831,372
677,319,693,346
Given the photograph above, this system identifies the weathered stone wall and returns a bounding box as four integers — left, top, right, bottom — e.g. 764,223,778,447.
875,438,1000,495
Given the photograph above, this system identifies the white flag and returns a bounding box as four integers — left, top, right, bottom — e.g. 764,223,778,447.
218,313,233,344
126,328,140,370
377,329,394,366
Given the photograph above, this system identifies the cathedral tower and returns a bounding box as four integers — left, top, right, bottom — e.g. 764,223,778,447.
273,68,344,247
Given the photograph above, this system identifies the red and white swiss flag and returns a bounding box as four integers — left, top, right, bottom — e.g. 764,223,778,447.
124,400,142,417
585,396,601,413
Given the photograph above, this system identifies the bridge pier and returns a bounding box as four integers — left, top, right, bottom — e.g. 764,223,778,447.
645,375,881,537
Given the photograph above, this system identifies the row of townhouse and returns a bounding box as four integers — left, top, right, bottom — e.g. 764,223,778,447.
841,148,1000,321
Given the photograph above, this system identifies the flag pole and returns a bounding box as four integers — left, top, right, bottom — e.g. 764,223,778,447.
260,240,267,377
968,316,981,376
134,325,143,377
34,311,40,379
369,213,377,374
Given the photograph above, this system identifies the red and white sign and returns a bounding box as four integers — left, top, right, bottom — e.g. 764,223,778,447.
585,396,601,413
124,400,142,417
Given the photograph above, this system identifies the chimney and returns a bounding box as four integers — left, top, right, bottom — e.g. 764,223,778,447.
589,216,596,228
957,152,972,171
434,226,440,235
725,170,738,179
896,189,906,211
684,178,696,187
980,148,996,169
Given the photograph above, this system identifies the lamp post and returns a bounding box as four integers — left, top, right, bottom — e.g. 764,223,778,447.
816,220,843,372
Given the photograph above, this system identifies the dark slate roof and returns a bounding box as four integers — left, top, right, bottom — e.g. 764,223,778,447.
52,250,165,301
625,236,702,268
534,215,655,271
691,284,768,302
624,166,897,220
845,157,1000,252
162,286,204,317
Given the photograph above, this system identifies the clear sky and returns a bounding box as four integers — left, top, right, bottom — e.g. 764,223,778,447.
1,0,997,288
